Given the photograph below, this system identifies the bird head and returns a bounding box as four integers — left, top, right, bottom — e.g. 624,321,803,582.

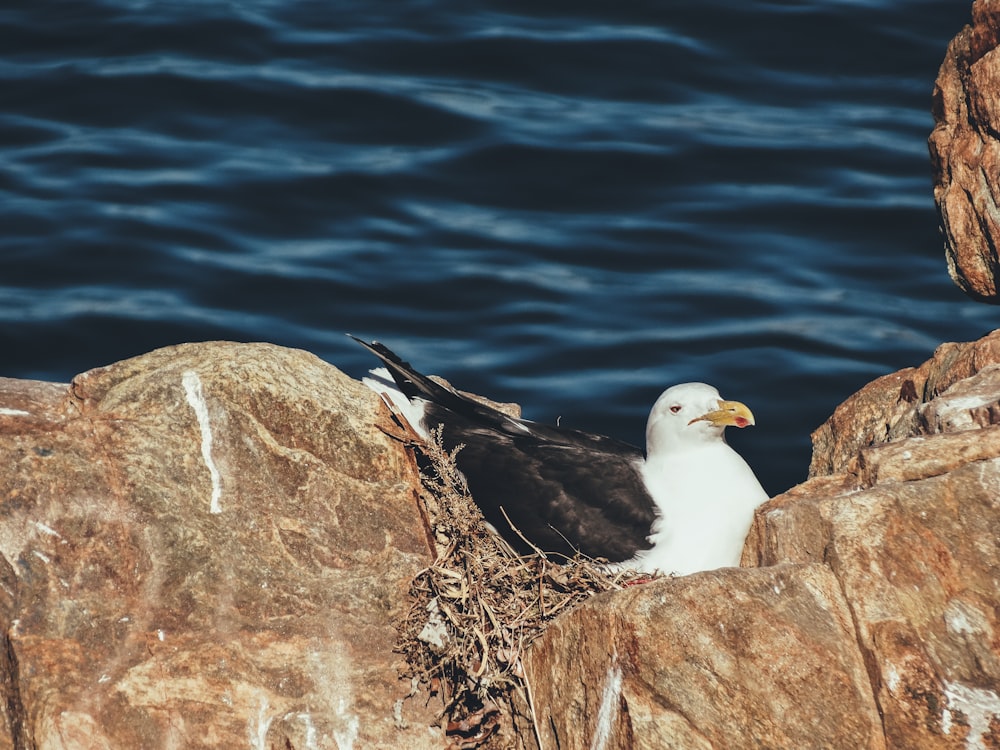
645,382,756,455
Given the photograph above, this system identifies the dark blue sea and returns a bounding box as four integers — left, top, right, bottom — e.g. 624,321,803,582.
2,0,995,495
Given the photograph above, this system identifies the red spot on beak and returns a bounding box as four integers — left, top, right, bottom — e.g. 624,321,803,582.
734,416,750,428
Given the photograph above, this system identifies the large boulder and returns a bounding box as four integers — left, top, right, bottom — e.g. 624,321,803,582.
0,342,441,749
745,328,1000,749
930,0,1000,302
520,564,884,750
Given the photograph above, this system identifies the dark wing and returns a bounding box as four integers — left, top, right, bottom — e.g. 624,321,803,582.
350,336,510,421
431,405,657,561
352,336,658,562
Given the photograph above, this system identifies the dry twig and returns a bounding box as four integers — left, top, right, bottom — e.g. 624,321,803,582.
395,425,654,747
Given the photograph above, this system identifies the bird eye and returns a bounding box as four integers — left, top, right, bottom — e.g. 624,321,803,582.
670,405,682,413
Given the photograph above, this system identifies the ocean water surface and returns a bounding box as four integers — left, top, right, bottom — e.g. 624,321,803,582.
1,0,995,494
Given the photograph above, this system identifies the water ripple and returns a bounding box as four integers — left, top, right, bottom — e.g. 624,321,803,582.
0,0,989,494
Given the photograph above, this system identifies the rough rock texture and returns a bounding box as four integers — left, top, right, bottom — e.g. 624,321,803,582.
521,564,884,750
930,0,1000,301
745,327,1000,750
0,343,441,749
808,329,1000,477
520,329,1000,750
5,332,1000,750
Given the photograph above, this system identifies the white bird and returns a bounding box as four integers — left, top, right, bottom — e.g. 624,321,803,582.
352,337,769,576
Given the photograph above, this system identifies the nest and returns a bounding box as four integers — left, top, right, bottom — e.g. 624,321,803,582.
395,426,653,749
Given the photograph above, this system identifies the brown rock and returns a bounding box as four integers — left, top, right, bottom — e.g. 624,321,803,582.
749,462,1000,749
520,564,884,750
809,329,1000,477
930,1,1000,302
0,342,442,748
748,329,1000,750
525,328,1000,750
7,332,1000,749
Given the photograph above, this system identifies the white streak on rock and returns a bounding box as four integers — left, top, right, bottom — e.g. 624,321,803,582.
944,599,990,637
303,638,360,749
249,696,274,750
392,699,406,729
590,659,623,750
182,370,222,514
34,521,62,539
884,664,901,693
334,697,360,750
942,680,1000,749
32,550,50,564
294,712,319,750
0,408,30,417
942,698,953,735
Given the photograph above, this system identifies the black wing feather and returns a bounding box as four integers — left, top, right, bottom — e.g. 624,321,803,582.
353,336,658,561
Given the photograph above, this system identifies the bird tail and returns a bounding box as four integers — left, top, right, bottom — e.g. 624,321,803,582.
348,335,461,406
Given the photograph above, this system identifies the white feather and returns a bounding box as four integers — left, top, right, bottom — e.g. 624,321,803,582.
627,382,768,576
361,367,431,440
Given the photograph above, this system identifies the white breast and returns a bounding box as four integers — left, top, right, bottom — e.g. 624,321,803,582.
629,442,768,576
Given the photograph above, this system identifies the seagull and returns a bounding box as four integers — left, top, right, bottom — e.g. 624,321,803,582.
352,337,768,576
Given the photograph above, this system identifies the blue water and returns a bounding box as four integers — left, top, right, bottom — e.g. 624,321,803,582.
1,0,994,495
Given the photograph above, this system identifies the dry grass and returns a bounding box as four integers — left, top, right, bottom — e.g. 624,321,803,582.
395,426,653,749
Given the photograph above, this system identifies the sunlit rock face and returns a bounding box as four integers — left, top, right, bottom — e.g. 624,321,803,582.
930,0,1000,302
744,328,1000,750
3,332,999,750
520,328,1000,750
0,342,441,749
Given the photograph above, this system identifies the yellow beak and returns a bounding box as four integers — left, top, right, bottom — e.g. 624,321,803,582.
688,399,756,429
